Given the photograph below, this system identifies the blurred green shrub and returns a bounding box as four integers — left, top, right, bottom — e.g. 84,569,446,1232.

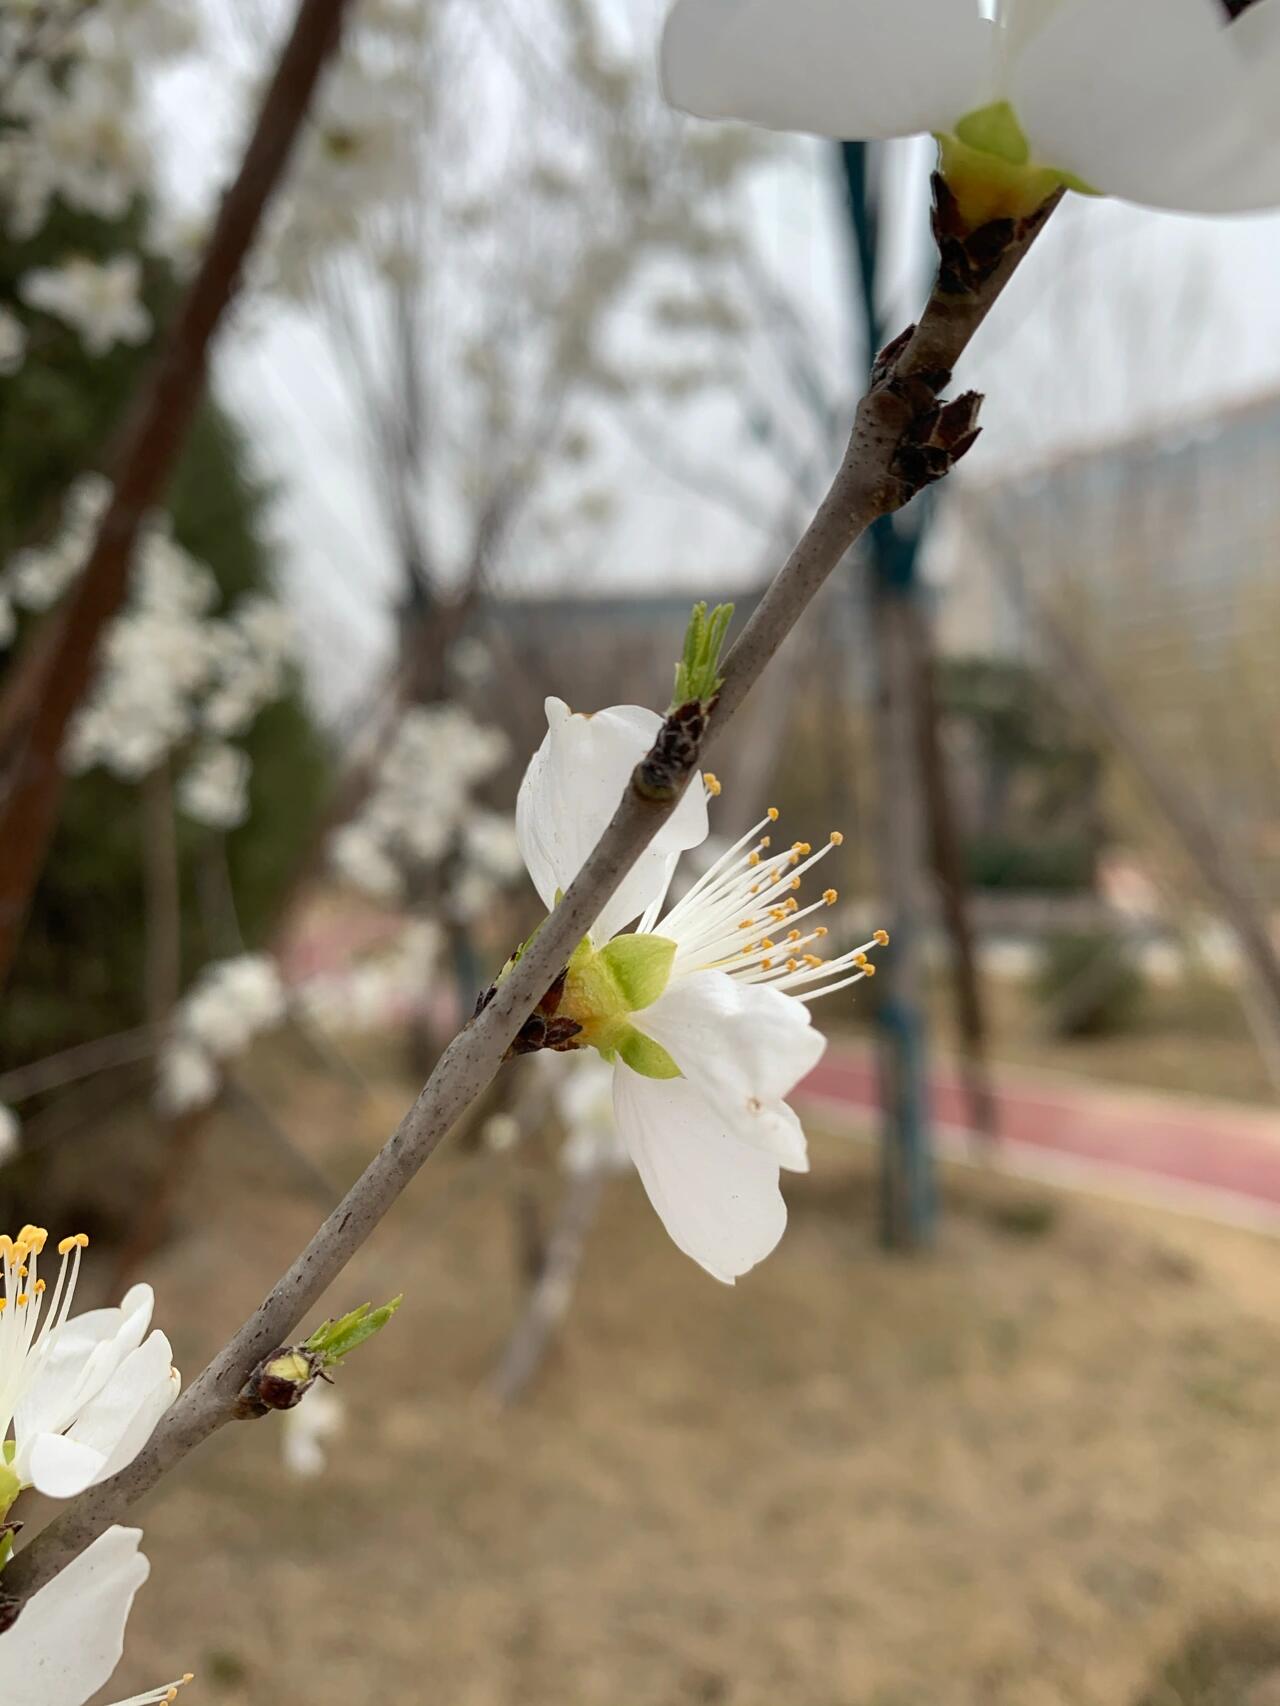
1034,929,1145,1039
963,833,1097,892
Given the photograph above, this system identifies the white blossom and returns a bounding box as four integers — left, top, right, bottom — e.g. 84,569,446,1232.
516,699,885,1282
0,1526,192,1706
0,1104,18,1163
0,307,26,377
295,923,441,1034
62,530,284,784
555,1054,632,1178
0,1229,179,1501
176,743,252,831
9,474,112,614
154,1038,220,1117
661,0,1280,219
330,705,512,906
280,1383,344,1479
20,256,151,357
156,955,287,1114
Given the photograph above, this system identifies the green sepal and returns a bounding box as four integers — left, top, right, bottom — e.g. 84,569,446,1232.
616,1028,681,1081
303,1295,403,1370
0,1461,20,1525
937,106,1099,227
954,100,1029,166
598,934,676,1013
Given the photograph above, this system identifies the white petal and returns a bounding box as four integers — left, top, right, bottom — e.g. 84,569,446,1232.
0,1525,149,1706
27,1332,178,1498
1014,0,1278,214
661,0,994,140
632,970,823,1168
13,1287,154,1472
515,697,709,943
613,1066,788,1282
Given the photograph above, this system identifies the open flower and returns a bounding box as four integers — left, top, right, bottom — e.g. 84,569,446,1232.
516,700,883,1282
0,1228,179,1505
0,1521,191,1706
661,0,1280,219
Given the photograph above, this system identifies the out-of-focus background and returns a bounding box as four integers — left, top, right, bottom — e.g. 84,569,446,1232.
2,1,1280,1702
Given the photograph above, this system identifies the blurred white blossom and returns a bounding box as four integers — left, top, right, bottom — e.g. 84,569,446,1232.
0,1101,19,1163
156,954,287,1114
330,704,518,920
280,1383,345,1479
296,922,441,1034
9,473,112,613
554,1053,631,1178
20,254,151,356
0,305,26,376
177,742,252,831
61,520,291,786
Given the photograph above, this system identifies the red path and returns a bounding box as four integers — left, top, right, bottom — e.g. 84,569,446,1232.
801,1044,1280,1232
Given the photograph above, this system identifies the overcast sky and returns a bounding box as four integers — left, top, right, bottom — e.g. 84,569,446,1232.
153,1,1280,718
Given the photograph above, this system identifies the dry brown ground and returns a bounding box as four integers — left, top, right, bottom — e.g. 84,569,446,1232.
95,1041,1280,1706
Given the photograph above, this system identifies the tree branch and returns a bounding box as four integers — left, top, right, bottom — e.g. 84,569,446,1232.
6,187,1056,1605
0,0,354,988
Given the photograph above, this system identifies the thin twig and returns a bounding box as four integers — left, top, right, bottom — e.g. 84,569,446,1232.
6,192,1055,1604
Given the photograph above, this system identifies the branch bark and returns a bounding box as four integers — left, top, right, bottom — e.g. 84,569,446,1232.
0,0,354,988
6,191,1055,1605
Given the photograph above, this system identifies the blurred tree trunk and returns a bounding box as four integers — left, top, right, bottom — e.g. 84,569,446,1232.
141,763,182,1026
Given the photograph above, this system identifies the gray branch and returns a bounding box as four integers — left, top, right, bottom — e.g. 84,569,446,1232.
6,191,1055,1605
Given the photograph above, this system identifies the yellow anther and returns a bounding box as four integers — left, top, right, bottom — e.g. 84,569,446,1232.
703,772,722,796
792,841,811,856
823,888,838,906
854,953,869,967
57,1232,90,1255
760,938,775,951
787,958,800,973
829,830,844,846
748,852,761,867
804,954,824,969
767,806,779,822
17,1225,48,1253
862,963,877,978
16,1293,29,1307
750,884,760,895
34,1277,46,1294
770,907,788,922
0,1299,6,1313
787,929,801,942
760,836,771,848
761,958,773,970
790,875,802,890
738,917,755,930
785,898,798,913
874,928,890,947
815,926,829,938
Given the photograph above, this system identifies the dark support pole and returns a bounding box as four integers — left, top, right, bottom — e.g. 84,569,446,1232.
840,141,935,1248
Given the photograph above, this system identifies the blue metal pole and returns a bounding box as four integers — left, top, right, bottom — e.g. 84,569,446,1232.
839,141,936,1249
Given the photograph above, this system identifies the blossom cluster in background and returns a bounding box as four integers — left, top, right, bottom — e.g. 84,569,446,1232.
0,476,294,828
156,953,287,1115
330,703,522,918
295,921,442,1035
0,0,199,368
